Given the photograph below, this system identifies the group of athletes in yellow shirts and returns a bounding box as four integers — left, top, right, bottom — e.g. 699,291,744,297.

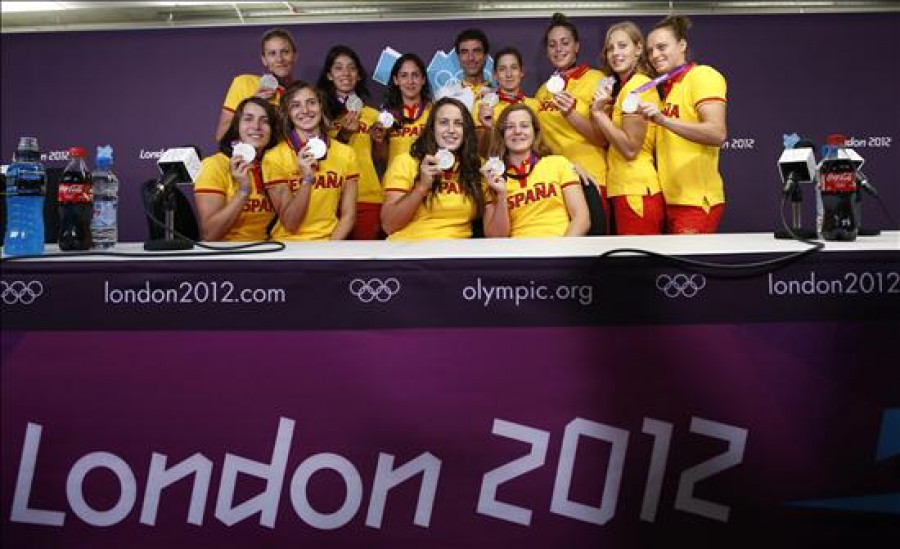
193,13,728,242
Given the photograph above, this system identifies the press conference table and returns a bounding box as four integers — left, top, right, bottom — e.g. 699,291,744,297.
2,233,898,548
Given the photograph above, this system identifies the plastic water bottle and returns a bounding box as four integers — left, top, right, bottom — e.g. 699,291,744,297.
58,146,93,251
817,134,858,241
91,145,119,249
3,137,47,256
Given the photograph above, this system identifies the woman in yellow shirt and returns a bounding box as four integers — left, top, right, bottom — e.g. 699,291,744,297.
195,97,282,241
535,12,611,228
265,81,359,241
590,21,665,235
316,45,383,239
381,97,487,241
381,53,433,168
484,104,589,238
637,15,728,234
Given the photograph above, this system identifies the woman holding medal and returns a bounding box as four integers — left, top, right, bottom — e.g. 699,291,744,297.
316,45,383,239
476,47,540,152
195,97,282,241
265,81,359,240
590,21,665,235
215,28,298,141
637,15,728,234
381,53,433,168
483,104,590,238
535,13,610,212
381,97,487,240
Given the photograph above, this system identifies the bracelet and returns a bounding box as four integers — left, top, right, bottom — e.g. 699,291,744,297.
302,174,315,185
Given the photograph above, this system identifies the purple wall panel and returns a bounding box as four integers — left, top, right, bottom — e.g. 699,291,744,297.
2,13,899,241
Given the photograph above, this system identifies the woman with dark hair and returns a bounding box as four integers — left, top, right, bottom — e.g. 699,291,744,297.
534,12,610,221
483,104,589,237
195,97,282,241
590,21,665,235
381,97,486,240
637,15,728,234
264,81,358,240
315,45,383,239
381,53,433,167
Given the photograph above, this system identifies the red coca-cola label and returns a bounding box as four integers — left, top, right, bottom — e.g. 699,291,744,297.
821,170,857,193
58,183,93,203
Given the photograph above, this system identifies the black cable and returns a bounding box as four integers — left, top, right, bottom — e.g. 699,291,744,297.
597,195,825,279
867,191,899,228
2,193,285,262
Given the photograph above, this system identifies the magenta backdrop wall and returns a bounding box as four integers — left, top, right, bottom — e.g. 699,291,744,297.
2,12,898,240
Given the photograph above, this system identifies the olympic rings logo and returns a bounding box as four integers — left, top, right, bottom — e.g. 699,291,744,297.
655,274,707,298
349,277,401,303
1,280,45,305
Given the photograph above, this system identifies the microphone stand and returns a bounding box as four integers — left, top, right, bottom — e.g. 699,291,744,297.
775,177,818,239
144,188,194,251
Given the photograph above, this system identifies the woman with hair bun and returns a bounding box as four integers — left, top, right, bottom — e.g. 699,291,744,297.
534,12,610,227
638,15,728,234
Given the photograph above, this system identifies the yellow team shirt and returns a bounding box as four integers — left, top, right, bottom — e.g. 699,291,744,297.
535,66,608,187
331,106,382,204
194,152,276,241
504,155,580,238
491,95,541,123
265,139,359,241
387,103,431,166
383,153,483,241
607,74,662,204
223,74,283,112
656,64,727,207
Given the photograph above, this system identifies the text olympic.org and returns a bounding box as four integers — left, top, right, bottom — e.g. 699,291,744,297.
462,278,594,307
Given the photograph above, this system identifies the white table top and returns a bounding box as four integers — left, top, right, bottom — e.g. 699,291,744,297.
3,232,898,262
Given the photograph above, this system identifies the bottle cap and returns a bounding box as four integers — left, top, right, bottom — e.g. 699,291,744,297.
96,145,114,163
17,136,39,153
826,133,846,146
68,146,86,157
435,148,455,170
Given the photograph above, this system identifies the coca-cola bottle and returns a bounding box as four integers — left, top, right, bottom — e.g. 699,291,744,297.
817,134,858,242
58,146,93,250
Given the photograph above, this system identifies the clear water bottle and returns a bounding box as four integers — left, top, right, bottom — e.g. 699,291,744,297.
91,145,119,249
3,137,47,256
58,146,93,251
817,134,858,241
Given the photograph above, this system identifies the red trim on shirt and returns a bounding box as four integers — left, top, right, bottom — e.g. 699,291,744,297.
660,62,696,98
561,64,591,85
498,89,525,104
696,96,727,108
195,188,227,196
